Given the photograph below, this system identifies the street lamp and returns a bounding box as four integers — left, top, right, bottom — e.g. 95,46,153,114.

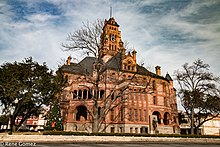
8,98,19,135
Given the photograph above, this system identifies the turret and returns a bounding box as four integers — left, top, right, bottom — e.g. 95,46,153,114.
132,50,137,62
66,56,72,65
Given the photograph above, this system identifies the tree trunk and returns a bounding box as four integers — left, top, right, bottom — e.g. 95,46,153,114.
92,116,99,133
195,127,200,135
9,115,16,134
190,108,194,135
92,76,99,133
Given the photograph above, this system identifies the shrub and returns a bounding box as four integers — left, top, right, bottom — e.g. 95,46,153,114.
43,131,220,138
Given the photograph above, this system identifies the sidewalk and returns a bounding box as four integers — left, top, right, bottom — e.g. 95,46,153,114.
1,134,220,144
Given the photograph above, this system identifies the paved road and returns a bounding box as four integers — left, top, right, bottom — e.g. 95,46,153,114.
37,143,220,147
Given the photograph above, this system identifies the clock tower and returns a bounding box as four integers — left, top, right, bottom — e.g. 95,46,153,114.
100,17,125,58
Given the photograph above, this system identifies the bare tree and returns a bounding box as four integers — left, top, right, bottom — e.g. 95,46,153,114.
61,19,152,133
62,19,103,57
174,59,220,134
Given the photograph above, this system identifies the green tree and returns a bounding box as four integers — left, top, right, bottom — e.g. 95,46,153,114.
174,59,220,134
0,57,65,133
45,100,63,131
0,115,9,126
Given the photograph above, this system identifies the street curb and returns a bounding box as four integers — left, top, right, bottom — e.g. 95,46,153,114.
1,135,220,144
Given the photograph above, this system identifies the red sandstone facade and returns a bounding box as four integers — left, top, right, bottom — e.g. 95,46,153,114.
60,17,179,134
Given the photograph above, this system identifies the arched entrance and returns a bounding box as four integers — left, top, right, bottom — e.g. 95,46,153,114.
76,106,87,121
152,111,161,124
163,112,170,125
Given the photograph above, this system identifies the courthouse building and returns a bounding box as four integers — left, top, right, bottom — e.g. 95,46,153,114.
60,17,179,134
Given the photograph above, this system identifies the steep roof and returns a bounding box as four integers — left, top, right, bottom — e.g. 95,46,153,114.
61,57,96,75
105,52,122,70
105,17,119,27
165,73,173,81
61,54,169,81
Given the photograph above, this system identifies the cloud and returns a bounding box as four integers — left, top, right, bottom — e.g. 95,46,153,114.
1,0,220,86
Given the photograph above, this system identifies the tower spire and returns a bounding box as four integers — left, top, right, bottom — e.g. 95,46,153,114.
110,6,112,18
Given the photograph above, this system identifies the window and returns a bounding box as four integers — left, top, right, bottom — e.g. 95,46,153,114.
88,90,92,99
134,109,138,121
164,112,169,125
135,128,138,133
78,90,82,99
164,97,168,106
111,91,115,100
83,90,87,99
130,127,133,133
119,127,123,133
139,109,142,121
153,96,157,105
120,108,124,121
128,66,131,70
132,66,134,70
73,90,77,99
163,82,166,93
144,110,147,121
129,108,132,121
152,80,156,90
110,127,115,133
123,64,127,70
140,128,143,133
110,109,114,121
100,90,105,99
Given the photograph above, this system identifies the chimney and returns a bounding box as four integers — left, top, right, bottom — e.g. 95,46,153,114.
66,56,72,65
132,50,137,62
155,66,161,76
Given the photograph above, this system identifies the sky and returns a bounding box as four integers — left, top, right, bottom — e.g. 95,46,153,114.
1,0,220,109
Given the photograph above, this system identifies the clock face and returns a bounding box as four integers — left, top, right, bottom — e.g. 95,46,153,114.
111,35,115,42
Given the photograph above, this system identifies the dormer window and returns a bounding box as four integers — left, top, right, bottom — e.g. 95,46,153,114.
128,66,131,70
123,64,127,70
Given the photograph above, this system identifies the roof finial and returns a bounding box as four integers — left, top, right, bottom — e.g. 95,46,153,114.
110,6,112,18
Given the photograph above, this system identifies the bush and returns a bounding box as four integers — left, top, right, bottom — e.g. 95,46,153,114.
43,131,220,138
